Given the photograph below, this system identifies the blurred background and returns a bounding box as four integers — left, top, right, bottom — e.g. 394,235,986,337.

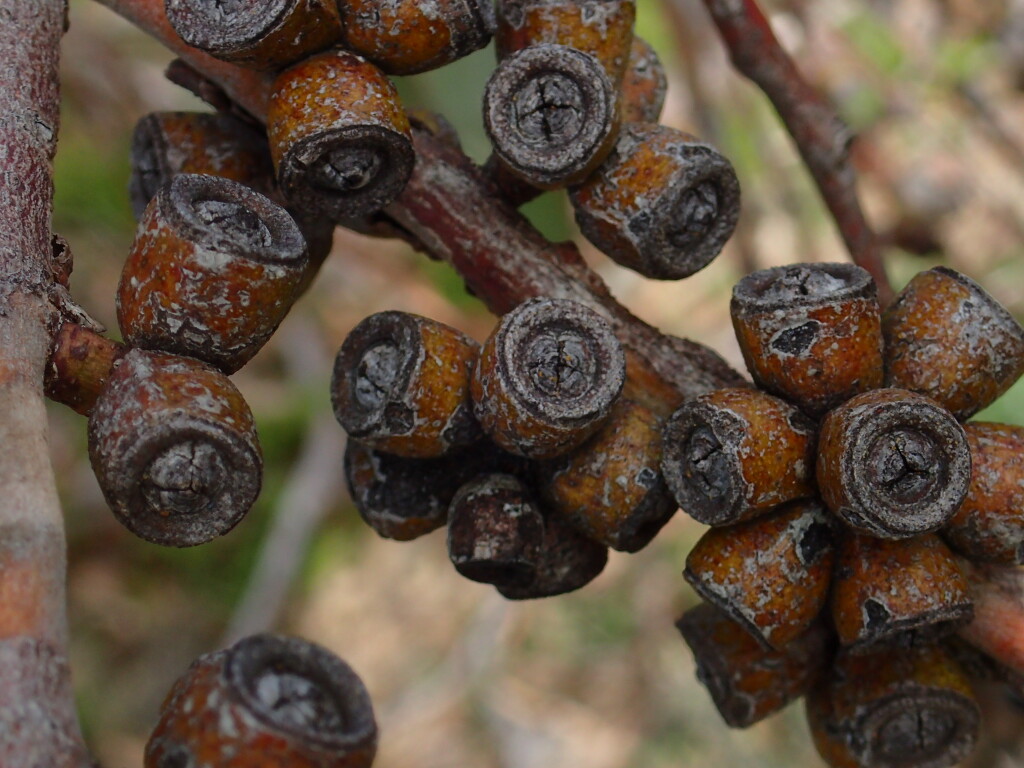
52,0,1024,765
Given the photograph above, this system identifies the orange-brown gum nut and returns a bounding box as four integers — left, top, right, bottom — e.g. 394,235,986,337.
883,266,1024,421
569,123,741,280
483,44,620,189
807,644,979,768
338,0,495,75
943,422,1024,563
620,36,666,124
536,398,675,552
267,50,414,219
730,262,883,418
660,387,817,527
830,532,973,654
675,604,831,729
496,509,608,599
495,0,636,85
165,0,343,71
684,500,835,651
145,633,377,768
816,388,972,539
117,173,309,374
447,473,545,586
331,311,482,458
129,111,275,220
470,297,626,459
343,440,512,541
87,349,262,547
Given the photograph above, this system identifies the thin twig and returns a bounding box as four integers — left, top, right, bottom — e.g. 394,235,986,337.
699,0,893,305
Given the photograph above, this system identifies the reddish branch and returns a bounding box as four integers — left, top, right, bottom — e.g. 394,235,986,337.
0,0,93,765
700,0,893,305
91,0,745,414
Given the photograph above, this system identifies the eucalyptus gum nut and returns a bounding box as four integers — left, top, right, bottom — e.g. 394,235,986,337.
495,509,608,599
145,634,377,768
676,604,831,729
536,398,675,552
816,389,971,539
338,0,495,75
684,500,835,651
87,349,262,547
943,422,1024,563
165,0,344,71
343,440,510,541
471,297,626,459
730,263,883,418
331,311,482,458
830,533,973,654
570,124,741,280
807,645,979,768
483,44,620,190
660,387,816,527
268,51,414,219
446,473,545,586
884,267,1024,421
495,0,636,85
129,112,275,220
620,37,667,124
117,174,309,374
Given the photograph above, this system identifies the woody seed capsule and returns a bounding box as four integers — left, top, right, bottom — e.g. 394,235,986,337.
117,174,309,374
806,644,979,768
331,311,482,458
537,398,675,552
343,440,514,541
676,604,831,729
483,44,619,189
816,388,971,538
447,473,545,586
471,297,625,459
684,500,835,650
338,0,495,75
830,533,973,653
730,262,883,417
495,0,636,85
128,112,275,219
88,349,262,547
884,266,1024,420
165,0,344,71
660,387,816,527
268,50,414,219
620,37,667,124
570,124,741,280
495,508,608,600
943,422,1024,563
145,633,377,768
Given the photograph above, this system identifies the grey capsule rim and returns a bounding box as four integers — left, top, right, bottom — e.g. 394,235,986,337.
732,262,877,315
483,44,617,187
225,633,378,750
160,173,307,267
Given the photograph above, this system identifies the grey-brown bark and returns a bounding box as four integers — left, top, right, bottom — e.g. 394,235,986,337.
0,0,92,764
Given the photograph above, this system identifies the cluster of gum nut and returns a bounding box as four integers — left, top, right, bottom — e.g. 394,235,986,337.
45,0,1024,765
44,0,735,764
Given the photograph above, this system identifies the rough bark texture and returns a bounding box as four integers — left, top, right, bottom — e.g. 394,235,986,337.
0,0,92,765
